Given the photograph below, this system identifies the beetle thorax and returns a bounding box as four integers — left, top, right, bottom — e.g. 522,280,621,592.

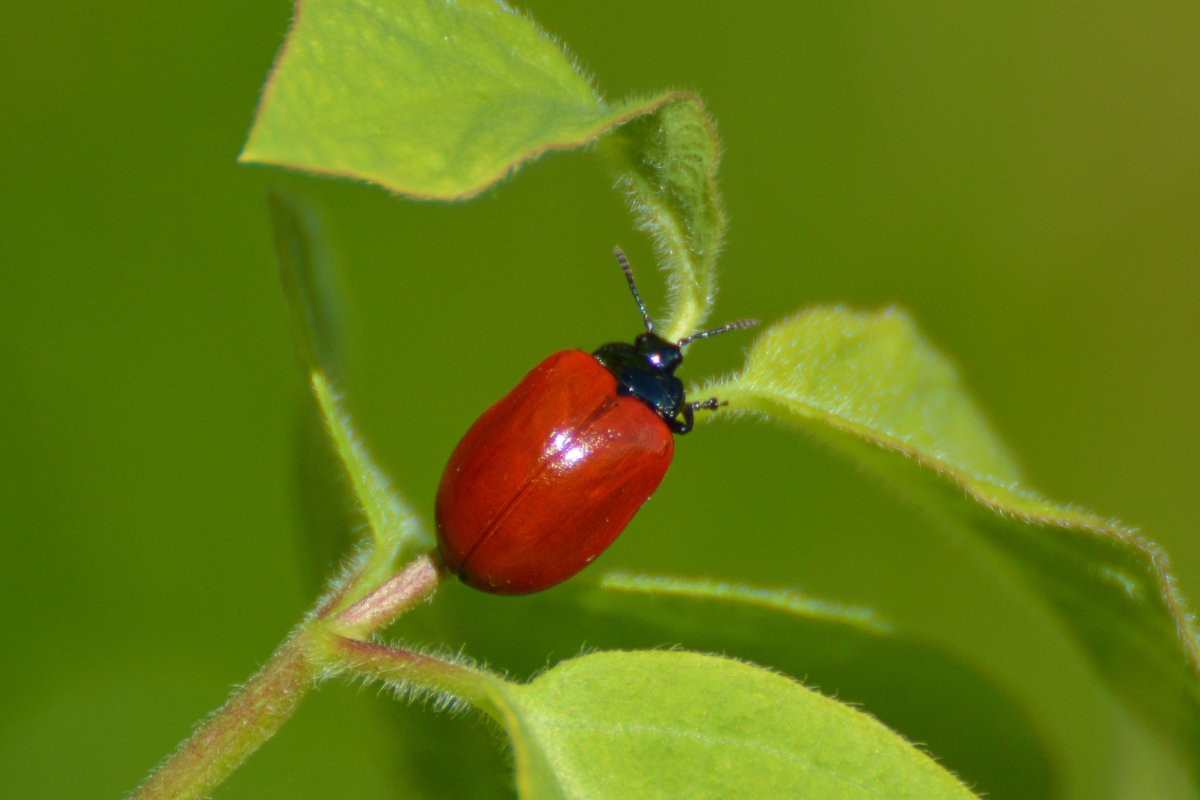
591,333,686,425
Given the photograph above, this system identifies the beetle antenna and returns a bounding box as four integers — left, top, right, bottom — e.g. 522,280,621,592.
677,318,759,348
613,246,655,333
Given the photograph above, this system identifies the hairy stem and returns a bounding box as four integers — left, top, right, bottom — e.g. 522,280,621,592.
320,633,501,719
336,550,447,631
131,627,318,800
131,551,449,798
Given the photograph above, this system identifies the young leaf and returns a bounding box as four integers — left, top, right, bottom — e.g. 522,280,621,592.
270,188,343,377
270,188,431,600
706,305,1200,773
600,97,725,341
309,372,431,601
242,1,723,336
595,571,890,635
269,189,359,589
496,649,981,799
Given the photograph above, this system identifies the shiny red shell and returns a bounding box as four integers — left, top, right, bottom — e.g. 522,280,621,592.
435,349,674,594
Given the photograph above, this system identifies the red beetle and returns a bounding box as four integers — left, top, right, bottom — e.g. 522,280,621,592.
435,248,756,594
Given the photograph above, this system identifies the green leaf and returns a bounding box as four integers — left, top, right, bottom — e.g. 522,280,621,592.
270,188,430,600
268,189,359,589
595,571,891,635
572,572,1054,798
242,1,723,336
309,372,430,599
242,0,635,200
342,636,991,797
600,97,725,341
494,649,980,799
706,305,1200,774
269,188,343,377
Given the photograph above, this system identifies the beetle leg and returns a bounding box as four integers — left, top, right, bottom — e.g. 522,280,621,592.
668,405,694,435
668,398,725,434
682,397,727,433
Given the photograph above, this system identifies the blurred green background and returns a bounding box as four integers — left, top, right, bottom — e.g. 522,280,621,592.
2,1,1197,798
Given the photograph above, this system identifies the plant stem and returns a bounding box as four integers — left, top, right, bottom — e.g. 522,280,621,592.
320,633,501,718
130,627,318,800
131,553,447,798
336,550,446,631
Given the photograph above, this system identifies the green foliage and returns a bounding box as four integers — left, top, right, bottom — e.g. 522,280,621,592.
707,306,1200,772
271,189,430,607
242,0,724,340
497,650,980,799
596,570,891,634
132,0,1200,797
573,573,1055,798
269,189,359,590
242,0,636,199
719,306,1022,481
270,189,342,378
321,637,981,797
267,186,974,794
599,97,725,340
306,373,408,555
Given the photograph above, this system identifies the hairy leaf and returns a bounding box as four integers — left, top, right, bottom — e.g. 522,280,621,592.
269,189,359,589
243,0,629,199
496,650,980,799
271,188,430,600
596,571,891,635
600,97,725,339
243,0,722,335
707,306,1200,773
577,572,1055,797
270,188,343,377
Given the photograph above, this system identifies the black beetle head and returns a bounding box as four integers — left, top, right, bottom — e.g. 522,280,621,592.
634,332,683,373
